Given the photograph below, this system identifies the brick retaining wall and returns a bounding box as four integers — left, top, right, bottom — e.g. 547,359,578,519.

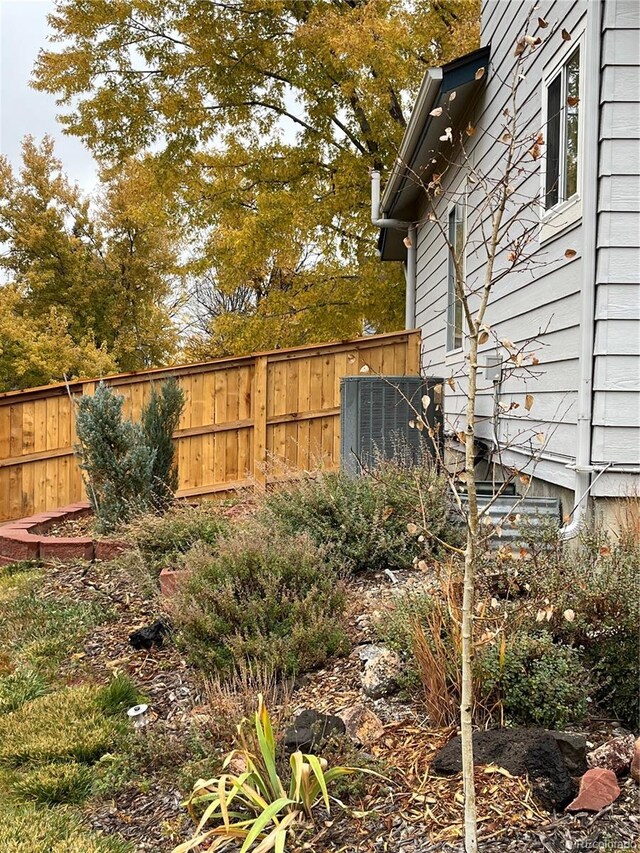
0,503,128,565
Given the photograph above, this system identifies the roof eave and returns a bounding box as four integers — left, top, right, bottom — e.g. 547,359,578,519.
378,45,490,257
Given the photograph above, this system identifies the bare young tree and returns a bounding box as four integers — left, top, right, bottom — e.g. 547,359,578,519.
396,9,579,850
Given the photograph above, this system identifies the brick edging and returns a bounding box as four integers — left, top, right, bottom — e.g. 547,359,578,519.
0,503,128,564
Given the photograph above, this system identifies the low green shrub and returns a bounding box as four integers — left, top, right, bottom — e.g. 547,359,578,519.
96,673,144,717
0,686,127,767
12,761,93,805
172,524,348,676
515,523,640,727
0,669,48,714
379,582,591,729
262,458,452,573
125,503,229,577
482,633,590,729
0,802,132,853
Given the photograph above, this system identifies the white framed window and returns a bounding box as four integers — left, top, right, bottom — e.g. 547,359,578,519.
446,203,464,352
544,45,581,210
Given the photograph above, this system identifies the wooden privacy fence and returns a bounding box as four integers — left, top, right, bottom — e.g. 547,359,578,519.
0,330,421,522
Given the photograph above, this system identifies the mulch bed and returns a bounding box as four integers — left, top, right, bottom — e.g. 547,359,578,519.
32,560,639,853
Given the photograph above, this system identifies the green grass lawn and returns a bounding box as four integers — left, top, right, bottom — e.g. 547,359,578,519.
0,562,135,853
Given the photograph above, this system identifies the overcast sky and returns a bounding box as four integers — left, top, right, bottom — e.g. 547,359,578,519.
1,0,98,190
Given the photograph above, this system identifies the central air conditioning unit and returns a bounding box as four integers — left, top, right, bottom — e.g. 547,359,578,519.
340,376,442,475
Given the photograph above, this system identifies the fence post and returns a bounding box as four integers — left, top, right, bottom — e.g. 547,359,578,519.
408,330,422,374
253,355,268,485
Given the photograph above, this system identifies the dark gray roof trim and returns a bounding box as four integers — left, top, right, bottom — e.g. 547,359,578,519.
379,45,490,262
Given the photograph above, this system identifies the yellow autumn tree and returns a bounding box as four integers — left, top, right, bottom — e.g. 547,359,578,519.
35,0,480,356
0,137,184,389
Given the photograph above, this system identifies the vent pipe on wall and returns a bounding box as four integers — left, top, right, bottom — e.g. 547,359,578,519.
371,170,416,329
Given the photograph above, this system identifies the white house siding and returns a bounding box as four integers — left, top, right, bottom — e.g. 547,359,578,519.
592,0,640,494
415,0,589,498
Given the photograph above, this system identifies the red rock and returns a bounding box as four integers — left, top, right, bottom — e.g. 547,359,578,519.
159,566,191,597
587,734,635,776
566,768,620,813
631,737,640,783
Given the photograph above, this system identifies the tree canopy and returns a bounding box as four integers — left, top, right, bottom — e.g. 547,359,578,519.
0,136,183,391
34,0,480,357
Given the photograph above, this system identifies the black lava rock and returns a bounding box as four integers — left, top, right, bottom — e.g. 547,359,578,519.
548,731,588,776
284,709,346,754
129,619,170,651
432,728,574,810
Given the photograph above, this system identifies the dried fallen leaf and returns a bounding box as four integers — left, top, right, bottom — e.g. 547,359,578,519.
538,17,548,28
524,393,534,412
562,28,572,41
564,248,577,259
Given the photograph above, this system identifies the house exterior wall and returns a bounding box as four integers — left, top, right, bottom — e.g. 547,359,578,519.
414,0,639,507
592,0,640,497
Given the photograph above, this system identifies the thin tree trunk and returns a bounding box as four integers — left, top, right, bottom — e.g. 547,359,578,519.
461,331,479,852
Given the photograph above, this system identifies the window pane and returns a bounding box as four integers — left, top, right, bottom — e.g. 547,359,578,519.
454,212,464,348
565,47,580,199
546,73,561,209
447,206,463,350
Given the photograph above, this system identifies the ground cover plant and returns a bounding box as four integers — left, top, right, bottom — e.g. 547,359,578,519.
171,522,349,676
262,458,454,573
380,515,638,731
123,501,229,577
0,803,133,853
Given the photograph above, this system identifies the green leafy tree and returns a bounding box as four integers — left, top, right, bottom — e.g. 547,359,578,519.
34,0,480,355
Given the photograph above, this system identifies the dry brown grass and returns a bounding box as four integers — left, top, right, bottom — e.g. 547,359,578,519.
199,664,294,749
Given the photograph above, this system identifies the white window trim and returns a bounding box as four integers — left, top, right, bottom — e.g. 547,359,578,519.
445,200,465,357
539,28,585,245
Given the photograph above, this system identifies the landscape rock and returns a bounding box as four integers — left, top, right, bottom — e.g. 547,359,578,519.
631,737,640,783
361,648,404,699
354,644,387,663
566,767,621,812
548,731,588,775
128,619,170,650
284,709,346,754
587,734,635,776
432,728,574,810
339,704,385,746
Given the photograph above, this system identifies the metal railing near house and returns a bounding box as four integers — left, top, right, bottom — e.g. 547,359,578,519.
0,330,421,522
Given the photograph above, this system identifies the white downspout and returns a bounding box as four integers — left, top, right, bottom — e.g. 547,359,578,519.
560,0,601,539
371,170,417,329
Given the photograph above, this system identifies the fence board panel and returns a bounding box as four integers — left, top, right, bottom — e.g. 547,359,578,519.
0,331,420,521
